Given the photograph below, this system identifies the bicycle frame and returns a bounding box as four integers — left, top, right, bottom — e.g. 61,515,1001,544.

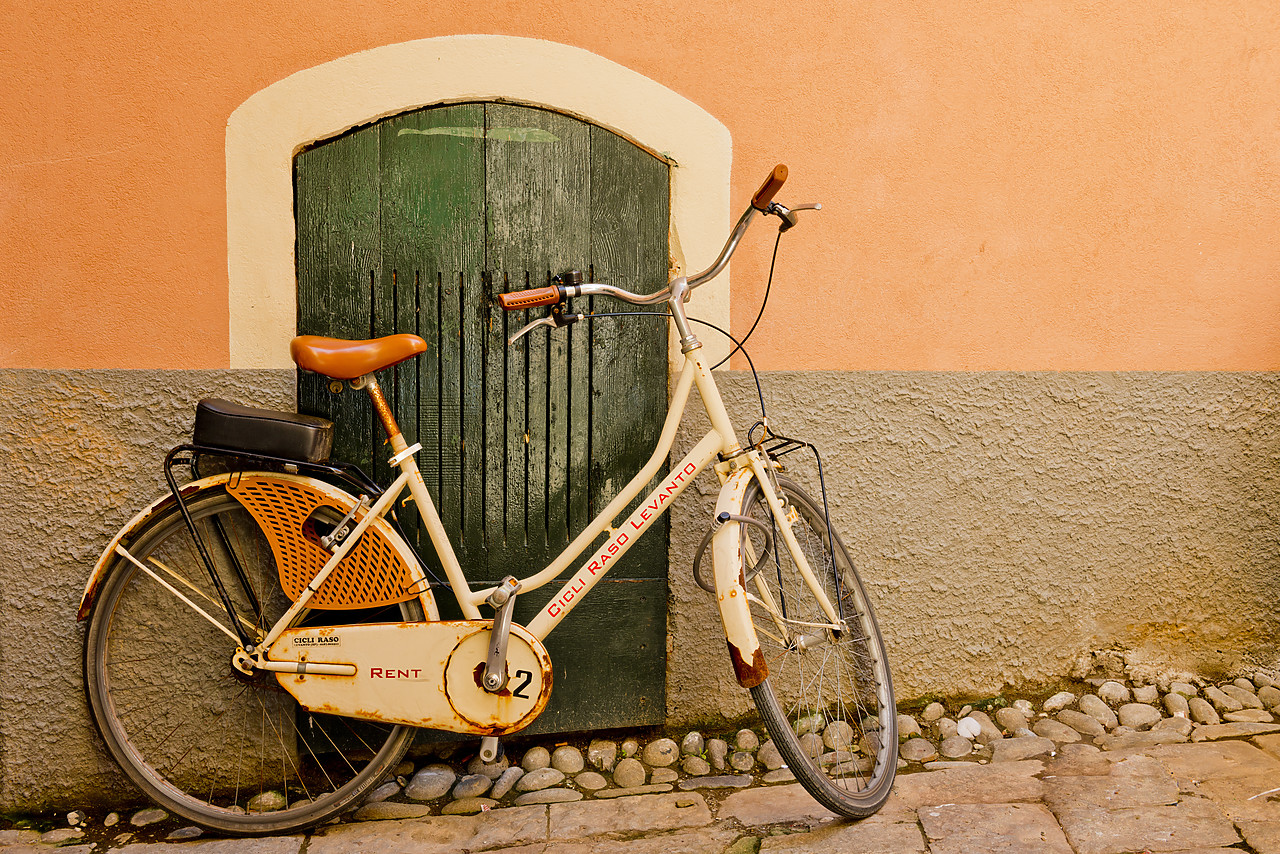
415,345,739,637
249,335,821,690
78,189,840,698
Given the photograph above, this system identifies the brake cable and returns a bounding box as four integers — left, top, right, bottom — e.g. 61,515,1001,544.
711,230,783,370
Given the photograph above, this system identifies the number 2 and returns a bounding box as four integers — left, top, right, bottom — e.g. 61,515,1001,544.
513,669,534,699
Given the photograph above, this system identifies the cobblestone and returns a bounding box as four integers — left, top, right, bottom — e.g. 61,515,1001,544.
18,669,1280,853
920,803,1073,854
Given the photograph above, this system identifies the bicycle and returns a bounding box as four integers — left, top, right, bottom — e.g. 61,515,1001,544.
77,165,897,835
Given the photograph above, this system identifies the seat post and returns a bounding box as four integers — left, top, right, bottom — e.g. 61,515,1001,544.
358,375,403,443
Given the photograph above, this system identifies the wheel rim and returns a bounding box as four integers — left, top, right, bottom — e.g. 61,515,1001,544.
87,491,417,832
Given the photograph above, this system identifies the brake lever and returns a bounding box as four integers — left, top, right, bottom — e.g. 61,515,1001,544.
508,302,584,346
508,315,557,345
769,202,823,232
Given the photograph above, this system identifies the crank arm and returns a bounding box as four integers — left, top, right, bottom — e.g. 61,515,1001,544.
483,576,522,691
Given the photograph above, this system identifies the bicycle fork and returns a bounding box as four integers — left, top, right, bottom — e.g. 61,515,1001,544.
709,456,846,688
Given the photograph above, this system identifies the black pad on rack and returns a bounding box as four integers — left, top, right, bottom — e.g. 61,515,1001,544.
193,399,334,464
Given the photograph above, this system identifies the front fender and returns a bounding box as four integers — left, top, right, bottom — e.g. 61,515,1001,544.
77,473,236,620
712,467,768,688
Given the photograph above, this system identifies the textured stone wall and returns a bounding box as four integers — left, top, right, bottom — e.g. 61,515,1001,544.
0,370,295,813
666,371,1280,726
2,368,1277,812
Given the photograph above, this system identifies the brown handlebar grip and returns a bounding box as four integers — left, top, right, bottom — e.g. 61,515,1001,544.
751,164,789,211
498,285,561,310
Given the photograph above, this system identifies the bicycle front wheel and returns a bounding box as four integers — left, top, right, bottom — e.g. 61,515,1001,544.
84,486,422,835
742,476,897,818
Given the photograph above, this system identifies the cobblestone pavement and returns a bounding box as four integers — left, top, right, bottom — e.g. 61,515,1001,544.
6,733,1280,854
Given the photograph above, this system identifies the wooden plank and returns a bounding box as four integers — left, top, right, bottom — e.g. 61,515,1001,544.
294,126,380,474
393,268,421,553
566,300,592,537
546,289,571,550
525,292,550,555
379,104,485,557
481,267,506,575
588,124,671,582
484,104,592,275
509,295,530,553
438,271,464,553
484,104,591,578
503,271,528,561
377,115,414,512
459,268,486,571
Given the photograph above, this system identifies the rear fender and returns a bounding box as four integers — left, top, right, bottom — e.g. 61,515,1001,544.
77,473,235,621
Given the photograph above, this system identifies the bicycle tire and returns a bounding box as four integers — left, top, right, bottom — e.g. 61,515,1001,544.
742,476,897,818
84,486,422,835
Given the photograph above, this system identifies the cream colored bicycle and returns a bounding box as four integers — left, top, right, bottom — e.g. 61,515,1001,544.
78,166,897,835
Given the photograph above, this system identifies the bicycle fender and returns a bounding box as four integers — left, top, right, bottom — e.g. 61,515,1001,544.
77,473,236,621
712,467,768,688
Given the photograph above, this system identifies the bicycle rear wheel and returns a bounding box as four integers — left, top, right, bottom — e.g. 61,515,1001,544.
742,476,896,817
84,486,422,835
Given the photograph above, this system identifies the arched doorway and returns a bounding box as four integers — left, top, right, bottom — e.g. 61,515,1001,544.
295,101,670,732
227,35,732,369
226,35,733,731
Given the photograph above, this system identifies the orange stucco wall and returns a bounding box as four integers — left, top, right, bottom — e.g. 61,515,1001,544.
3,2,1277,370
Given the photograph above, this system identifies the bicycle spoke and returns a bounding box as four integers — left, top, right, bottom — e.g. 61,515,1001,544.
115,545,241,643
149,556,261,637
114,691,180,742
284,717,336,802
86,489,420,834
249,688,305,805
745,476,895,816
234,698,247,811
337,715,388,759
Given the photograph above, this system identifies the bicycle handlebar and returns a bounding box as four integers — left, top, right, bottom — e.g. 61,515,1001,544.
751,164,788,211
497,286,561,310
497,164,812,312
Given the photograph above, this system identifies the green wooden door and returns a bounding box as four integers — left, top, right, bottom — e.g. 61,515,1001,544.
294,103,670,734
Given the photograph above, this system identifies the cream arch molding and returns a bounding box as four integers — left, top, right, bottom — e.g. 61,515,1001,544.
227,34,732,369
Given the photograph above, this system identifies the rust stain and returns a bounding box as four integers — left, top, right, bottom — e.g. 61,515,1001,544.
286,622,553,737
366,380,402,439
727,641,768,688
75,596,96,621
305,701,418,726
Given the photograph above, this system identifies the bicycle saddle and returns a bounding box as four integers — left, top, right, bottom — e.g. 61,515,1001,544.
290,334,428,379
